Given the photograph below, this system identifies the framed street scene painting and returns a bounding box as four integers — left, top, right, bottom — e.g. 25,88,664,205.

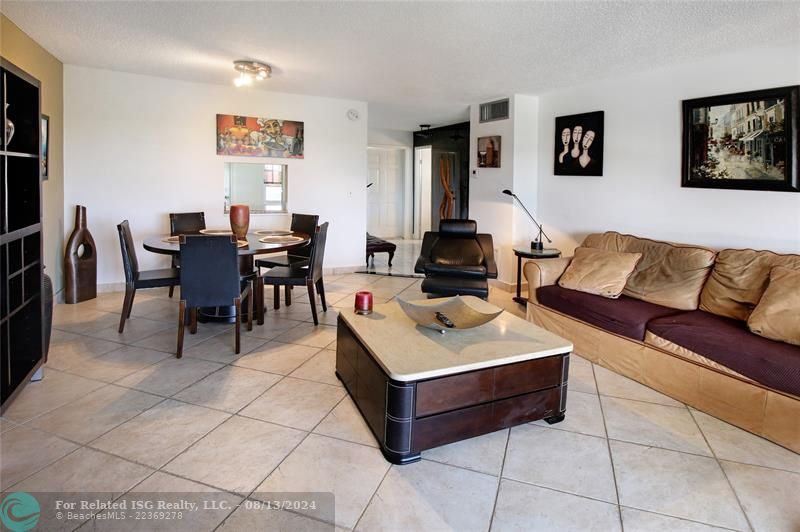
216,114,304,158
682,86,799,192
554,111,604,176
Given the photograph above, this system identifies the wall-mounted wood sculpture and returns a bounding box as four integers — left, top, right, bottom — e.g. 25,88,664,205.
439,154,455,220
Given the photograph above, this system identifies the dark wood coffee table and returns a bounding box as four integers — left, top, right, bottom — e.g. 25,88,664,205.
335,297,573,464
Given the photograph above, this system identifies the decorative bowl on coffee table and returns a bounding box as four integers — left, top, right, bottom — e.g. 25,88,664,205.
397,295,503,332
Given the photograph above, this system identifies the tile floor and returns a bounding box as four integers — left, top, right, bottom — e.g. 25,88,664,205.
1,273,798,531
360,238,423,277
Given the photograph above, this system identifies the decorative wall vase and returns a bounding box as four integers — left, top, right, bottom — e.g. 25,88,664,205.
4,103,14,145
64,205,97,304
229,204,250,240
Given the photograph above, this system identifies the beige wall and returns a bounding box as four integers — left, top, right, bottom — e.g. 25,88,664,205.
1,14,64,293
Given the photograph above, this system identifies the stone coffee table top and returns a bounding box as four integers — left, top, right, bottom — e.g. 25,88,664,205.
338,296,573,381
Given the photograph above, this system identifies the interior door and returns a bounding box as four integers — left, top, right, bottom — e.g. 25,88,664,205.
367,148,404,238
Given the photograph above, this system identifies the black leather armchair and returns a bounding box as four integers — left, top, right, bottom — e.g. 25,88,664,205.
414,219,497,298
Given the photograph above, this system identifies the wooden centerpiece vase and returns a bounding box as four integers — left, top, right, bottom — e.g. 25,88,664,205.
229,204,250,240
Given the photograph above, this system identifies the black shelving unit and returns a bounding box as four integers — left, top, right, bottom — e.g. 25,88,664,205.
1,58,44,411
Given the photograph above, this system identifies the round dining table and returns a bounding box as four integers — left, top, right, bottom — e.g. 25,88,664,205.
143,230,311,322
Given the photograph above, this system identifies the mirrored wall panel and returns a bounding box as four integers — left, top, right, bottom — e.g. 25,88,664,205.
224,162,288,213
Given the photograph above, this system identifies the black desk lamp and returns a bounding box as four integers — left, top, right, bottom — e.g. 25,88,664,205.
502,189,552,251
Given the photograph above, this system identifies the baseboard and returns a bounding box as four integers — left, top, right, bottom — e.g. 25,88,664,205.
489,278,527,293
97,282,127,293
326,265,363,275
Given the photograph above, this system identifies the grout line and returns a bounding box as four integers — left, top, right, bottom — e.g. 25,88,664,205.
418,455,499,478
67,462,162,531
688,408,755,532
351,463,393,530
1,434,87,493
18,392,167,449
6,378,115,429
596,391,688,409
619,504,744,532
487,428,512,531
498,476,619,508
215,387,354,530
516,419,800,478
594,361,625,531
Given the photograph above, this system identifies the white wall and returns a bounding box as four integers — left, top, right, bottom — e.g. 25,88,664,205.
469,95,541,285
469,99,515,282
511,94,540,258
368,127,412,148
537,44,800,255
64,65,368,285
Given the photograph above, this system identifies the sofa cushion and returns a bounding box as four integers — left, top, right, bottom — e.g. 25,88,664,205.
537,285,681,341
747,266,800,346
558,247,642,299
647,310,800,397
700,249,800,321
582,232,716,310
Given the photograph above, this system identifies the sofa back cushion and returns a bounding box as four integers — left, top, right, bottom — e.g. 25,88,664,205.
582,232,716,310
700,249,800,321
747,266,800,346
558,247,642,298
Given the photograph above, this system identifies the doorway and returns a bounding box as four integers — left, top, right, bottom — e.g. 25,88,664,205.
365,146,419,275
367,147,406,238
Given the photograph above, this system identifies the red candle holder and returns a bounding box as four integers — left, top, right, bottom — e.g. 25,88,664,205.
354,291,373,315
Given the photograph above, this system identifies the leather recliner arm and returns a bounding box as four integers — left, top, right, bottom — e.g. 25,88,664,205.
523,257,572,304
414,232,438,274
476,234,498,279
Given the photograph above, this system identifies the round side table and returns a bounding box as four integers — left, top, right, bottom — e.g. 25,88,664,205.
513,248,561,305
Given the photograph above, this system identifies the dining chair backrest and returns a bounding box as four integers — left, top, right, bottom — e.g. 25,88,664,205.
290,213,319,258
179,235,240,308
307,222,329,283
169,212,206,236
117,220,140,283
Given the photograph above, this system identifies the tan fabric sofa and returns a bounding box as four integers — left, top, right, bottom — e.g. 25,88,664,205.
524,231,800,452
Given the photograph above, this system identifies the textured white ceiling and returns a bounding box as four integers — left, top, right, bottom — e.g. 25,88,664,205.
2,1,799,130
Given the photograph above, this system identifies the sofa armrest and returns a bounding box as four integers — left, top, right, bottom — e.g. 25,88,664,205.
523,257,573,304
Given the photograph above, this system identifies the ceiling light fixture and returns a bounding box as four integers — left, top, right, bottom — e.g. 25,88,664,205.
232,60,272,87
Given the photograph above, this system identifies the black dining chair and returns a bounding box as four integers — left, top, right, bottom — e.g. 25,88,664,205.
258,222,329,326
116,220,180,333
177,235,253,358
255,213,319,270
167,212,206,298
255,213,319,307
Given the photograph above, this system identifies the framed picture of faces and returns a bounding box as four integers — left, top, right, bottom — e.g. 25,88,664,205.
554,111,604,176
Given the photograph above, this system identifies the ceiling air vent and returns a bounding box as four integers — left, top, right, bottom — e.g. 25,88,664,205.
479,99,509,123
